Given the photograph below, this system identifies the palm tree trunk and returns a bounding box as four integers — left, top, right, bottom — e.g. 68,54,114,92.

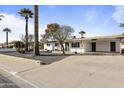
34,5,39,55
6,32,8,48
25,17,28,51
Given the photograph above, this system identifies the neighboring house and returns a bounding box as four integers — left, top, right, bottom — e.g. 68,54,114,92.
44,41,61,51
0,43,14,48
43,34,124,54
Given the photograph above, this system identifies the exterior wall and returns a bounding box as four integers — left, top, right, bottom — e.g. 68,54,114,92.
44,43,55,51
116,41,120,52
96,40,110,52
44,42,61,51
121,39,124,49
95,39,120,52
54,45,61,50
69,41,82,53
83,41,92,52
44,39,121,53
67,39,120,53
70,48,83,53
69,41,91,53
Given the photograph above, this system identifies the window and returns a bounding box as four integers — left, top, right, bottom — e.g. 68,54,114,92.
47,43,50,46
71,42,80,48
55,43,59,46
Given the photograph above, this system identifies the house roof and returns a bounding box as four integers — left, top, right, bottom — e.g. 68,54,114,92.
43,34,124,43
66,34,124,41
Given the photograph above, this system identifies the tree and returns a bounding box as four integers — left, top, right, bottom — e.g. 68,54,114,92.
0,15,4,20
119,22,124,35
34,5,40,55
21,34,26,43
44,23,74,55
14,41,25,53
21,34,34,50
18,8,33,51
3,27,11,47
28,34,34,49
79,30,86,38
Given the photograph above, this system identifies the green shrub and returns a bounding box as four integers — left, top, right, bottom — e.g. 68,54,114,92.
14,41,25,53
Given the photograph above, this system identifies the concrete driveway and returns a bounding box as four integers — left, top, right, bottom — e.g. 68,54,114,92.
0,54,124,88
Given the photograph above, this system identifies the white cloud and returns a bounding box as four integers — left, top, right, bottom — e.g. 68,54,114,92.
46,5,57,8
112,5,124,23
0,13,34,43
39,26,46,35
85,10,97,21
38,26,46,40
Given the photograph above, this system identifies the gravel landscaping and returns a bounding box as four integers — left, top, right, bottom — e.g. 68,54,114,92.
0,51,69,64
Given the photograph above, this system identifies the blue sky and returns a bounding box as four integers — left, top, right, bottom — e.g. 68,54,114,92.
0,5,124,43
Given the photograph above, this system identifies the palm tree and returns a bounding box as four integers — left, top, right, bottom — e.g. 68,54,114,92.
18,8,33,51
0,15,4,20
79,30,86,38
3,28,11,48
120,22,124,35
34,5,39,55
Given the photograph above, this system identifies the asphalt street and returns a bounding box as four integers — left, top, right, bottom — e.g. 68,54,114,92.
0,73,19,88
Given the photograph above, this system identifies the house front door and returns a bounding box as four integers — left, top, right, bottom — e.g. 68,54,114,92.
110,42,116,52
92,42,96,52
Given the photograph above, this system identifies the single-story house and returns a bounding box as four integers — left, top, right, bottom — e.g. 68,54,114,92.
0,43,14,48
43,34,124,54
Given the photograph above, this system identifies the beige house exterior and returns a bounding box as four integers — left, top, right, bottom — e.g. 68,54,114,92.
44,34,124,54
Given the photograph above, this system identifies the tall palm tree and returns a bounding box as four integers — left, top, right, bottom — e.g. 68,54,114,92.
3,28,11,48
18,8,33,51
34,5,39,55
79,30,86,38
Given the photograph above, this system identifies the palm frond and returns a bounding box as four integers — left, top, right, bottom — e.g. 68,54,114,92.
79,30,86,34
3,27,11,32
18,8,34,18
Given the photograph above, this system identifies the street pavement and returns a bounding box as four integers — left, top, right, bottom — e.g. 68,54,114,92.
0,73,19,88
